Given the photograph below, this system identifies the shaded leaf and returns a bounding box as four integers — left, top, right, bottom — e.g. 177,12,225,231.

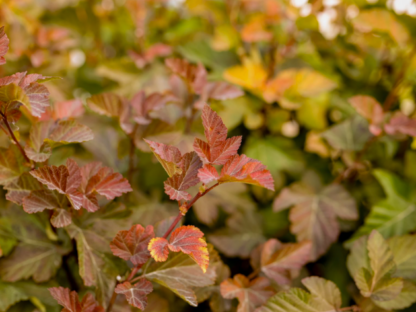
259,239,312,285
322,115,372,151
220,274,273,312
49,286,104,312
144,139,183,177
164,152,202,201
143,244,219,306
110,224,154,265
115,280,153,310
274,183,357,260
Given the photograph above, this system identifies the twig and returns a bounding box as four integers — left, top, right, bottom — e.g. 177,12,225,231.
162,183,219,239
106,263,143,312
106,182,219,312
0,111,32,165
383,46,416,112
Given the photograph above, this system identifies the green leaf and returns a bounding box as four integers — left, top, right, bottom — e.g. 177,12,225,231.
347,170,416,244
322,115,372,151
302,276,342,310
244,136,304,175
208,211,265,258
274,183,357,260
375,281,416,310
352,230,404,303
0,208,71,283
0,282,28,311
388,235,416,279
143,244,219,306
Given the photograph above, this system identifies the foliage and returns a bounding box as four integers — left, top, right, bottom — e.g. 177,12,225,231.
1,0,416,312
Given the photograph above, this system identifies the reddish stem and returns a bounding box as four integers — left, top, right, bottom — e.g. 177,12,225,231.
107,183,219,312
106,263,143,312
162,183,219,239
0,112,32,165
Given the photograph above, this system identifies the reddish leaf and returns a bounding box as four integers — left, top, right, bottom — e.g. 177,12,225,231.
384,112,416,137
165,58,202,88
193,105,242,165
259,239,312,285
51,209,72,228
349,95,384,136
220,274,273,312
144,139,183,177
49,287,104,312
148,225,209,272
79,162,103,192
53,99,84,120
0,26,9,65
30,165,70,194
46,120,94,147
4,172,43,204
129,43,172,68
87,93,123,117
85,166,132,200
164,152,202,201
219,154,274,191
22,190,68,214
115,280,153,310
0,71,51,117
198,164,220,184
110,224,155,265
148,237,170,262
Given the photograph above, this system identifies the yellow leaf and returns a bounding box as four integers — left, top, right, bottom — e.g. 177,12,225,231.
223,59,267,91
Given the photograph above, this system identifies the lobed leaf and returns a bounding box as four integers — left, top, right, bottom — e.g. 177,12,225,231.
220,274,273,312
49,287,104,312
164,152,202,201
110,224,155,265
149,225,209,273
219,154,274,191
0,26,9,65
144,139,183,177
274,183,357,260
115,280,153,310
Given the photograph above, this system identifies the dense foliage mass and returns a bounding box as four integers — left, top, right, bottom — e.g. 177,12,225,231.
1,0,416,311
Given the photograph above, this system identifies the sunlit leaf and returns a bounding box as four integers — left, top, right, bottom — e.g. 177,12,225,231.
149,225,209,273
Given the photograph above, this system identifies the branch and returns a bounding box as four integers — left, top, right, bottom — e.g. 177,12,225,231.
162,182,219,239
0,111,32,166
383,46,416,112
106,263,144,312
106,182,220,312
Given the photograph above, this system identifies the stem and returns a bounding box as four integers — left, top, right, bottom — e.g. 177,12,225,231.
106,183,219,312
127,136,136,183
0,112,32,165
338,306,360,312
383,46,416,112
162,183,219,239
106,263,143,312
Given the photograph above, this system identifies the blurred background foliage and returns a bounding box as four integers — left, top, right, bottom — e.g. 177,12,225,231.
2,0,416,311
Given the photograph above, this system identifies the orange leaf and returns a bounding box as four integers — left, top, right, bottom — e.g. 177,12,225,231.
148,225,209,273
220,274,273,312
148,237,169,262
219,154,274,191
